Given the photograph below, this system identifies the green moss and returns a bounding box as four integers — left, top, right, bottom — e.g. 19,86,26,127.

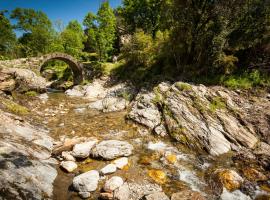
192,96,206,114
171,127,189,144
175,82,192,91
209,97,226,113
25,91,38,97
152,87,163,105
2,99,29,115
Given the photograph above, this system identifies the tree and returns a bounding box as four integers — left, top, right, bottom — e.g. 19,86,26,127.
83,1,116,61
119,0,163,38
60,20,86,58
11,8,54,56
0,10,16,58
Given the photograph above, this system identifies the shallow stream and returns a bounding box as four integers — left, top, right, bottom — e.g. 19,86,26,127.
22,92,269,200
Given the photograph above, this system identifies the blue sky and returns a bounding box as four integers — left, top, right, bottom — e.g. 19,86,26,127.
0,0,122,27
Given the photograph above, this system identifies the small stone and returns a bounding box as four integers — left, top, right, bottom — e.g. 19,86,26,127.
100,164,117,175
100,192,114,199
154,125,167,137
79,192,91,199
72,139,98,159
144,192,170,200
61,151,76,161
171,190,206,200
114,182,130,200
60,161,77,173
215,169,243,191
73,170,100,192
148,169,167,184
104,176,124,192
113,157,128,169
166,153,177,164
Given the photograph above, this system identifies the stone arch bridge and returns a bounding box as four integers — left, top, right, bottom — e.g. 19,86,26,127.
0,53,84,85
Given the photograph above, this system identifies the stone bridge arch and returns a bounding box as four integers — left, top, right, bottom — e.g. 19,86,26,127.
38,53,83,85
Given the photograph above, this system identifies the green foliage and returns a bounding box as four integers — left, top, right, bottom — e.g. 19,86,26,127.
0,11,16,56
42,60,73,81
60,20,86,58
222,70,270,90
25,91,38,97
84,2,116,61
119,0,163,37
175,83,192,91
11,8,54,56
209,97,226,113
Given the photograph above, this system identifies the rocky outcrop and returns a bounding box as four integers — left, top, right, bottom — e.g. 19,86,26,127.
128,82,270,156
0,67,47,92
0,109,57,199
66,79,135,112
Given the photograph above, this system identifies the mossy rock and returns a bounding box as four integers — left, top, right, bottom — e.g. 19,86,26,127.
1,98,29,115
175,82,192,91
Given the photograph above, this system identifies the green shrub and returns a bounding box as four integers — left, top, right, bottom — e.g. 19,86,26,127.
175,82,192,91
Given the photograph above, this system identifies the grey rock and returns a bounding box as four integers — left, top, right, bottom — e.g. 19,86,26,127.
127,181,162,200
60,161,77,173
72,139,98,158
0,110,57,200
114,182,130,200
1,67,47,92
144,192,170,200
91,140,133,160
73,170,100,193
79,192,91,199
128,92,161,130
103,176,124,192
113,157,129,169
100,164,117,175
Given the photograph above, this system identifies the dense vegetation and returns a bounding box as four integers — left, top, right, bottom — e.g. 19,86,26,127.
0,0,269,89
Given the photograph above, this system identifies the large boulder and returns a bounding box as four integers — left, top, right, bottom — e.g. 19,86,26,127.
91,140,133,160
128,82,264,156
1,67,47,92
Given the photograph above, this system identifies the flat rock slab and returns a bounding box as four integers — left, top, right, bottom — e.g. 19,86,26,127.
91,140,133,160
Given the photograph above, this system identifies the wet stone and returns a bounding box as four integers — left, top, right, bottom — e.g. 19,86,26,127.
104,176,124,192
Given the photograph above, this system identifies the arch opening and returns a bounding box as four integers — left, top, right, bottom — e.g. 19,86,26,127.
39,53,83,89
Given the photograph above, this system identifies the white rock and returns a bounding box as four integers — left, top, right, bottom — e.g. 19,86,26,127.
72,139,98,158
73,170,100,192
100,164,117,175
104,176,124,192
79,192,91,199
114,182,130,200
91,140,133,160
147,141,167,151
61,151,76,161
60,161,77,173
113,157,128,169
